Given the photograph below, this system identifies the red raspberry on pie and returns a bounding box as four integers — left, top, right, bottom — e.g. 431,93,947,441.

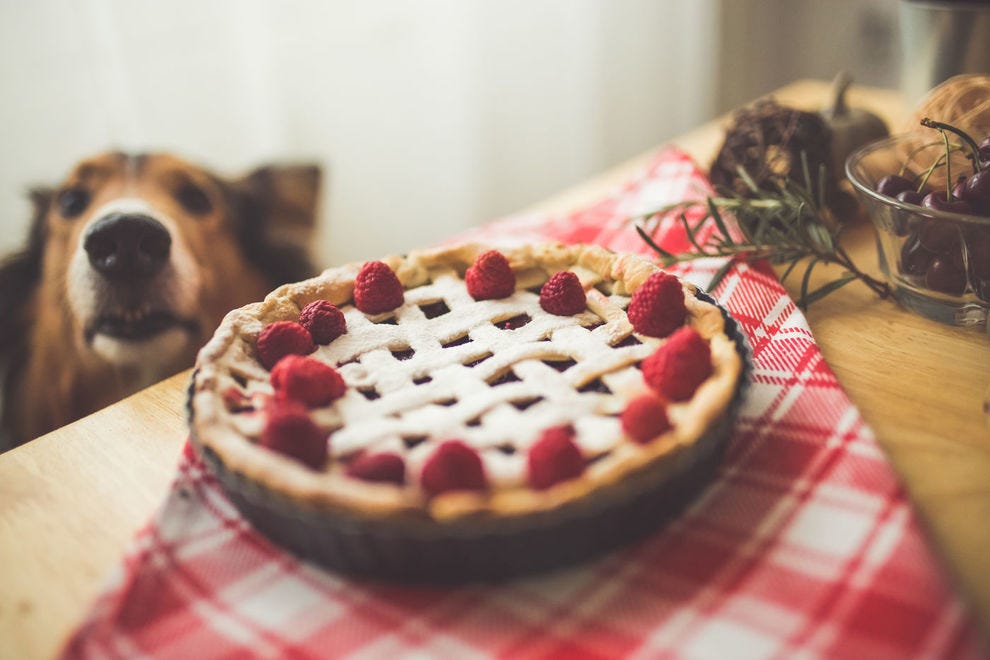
627,271,686,338
354,261,404,314
260,403,328,470
465,250,516,300
641,326,712,401
299,300,347,344
420,440,487,495
621,394,672,444
527,425,584,489
539,271,586,315
270,355,346,407
256,321,316,370
347,452,406,485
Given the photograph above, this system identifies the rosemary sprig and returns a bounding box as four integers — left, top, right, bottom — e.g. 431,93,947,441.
632,162,890,308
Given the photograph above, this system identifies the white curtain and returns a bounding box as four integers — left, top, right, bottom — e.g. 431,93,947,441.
0,0,718,265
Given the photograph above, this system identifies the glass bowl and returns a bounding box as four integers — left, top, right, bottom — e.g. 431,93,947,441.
846,133,990,329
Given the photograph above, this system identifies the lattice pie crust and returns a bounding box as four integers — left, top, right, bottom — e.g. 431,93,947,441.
190,243,742,522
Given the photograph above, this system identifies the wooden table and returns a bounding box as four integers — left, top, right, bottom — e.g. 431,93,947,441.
2,80,988,658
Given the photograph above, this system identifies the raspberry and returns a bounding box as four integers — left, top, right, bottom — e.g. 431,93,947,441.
270,355,346,407
621,394,672,444
539,271,586,316
353,261,404,314
222,387,252,412
256,321,316,370
641,326,712,401
627,271,686,338
260,403,328,469
465,250,516,300
420,440,486,496
527,425,584,490
346,451,406,485
299,300,347,344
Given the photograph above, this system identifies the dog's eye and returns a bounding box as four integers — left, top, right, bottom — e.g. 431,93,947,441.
58,188,90,218
176,183,213,215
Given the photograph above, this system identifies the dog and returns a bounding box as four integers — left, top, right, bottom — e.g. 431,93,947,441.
0,151,321,448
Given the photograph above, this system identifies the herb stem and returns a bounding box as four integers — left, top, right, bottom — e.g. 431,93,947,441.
833,244,891,297
632,159,891,308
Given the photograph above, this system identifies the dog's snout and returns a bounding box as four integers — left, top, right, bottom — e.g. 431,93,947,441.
84,213,172,280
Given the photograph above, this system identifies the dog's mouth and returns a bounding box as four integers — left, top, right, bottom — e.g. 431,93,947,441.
85,307,199,343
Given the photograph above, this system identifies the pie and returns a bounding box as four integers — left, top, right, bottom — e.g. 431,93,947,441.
189,242,749,580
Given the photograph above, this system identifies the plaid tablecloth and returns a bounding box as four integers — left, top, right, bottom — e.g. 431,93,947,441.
64,148,985,659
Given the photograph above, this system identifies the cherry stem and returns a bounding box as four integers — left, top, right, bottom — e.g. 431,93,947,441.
921,117,982,172
916,152,948,193
938,128,952,201
899,140,952,179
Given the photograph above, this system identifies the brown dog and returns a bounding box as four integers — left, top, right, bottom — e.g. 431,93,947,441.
0,151,320,447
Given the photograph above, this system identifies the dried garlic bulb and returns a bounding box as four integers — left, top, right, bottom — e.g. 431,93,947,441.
821,72,888,173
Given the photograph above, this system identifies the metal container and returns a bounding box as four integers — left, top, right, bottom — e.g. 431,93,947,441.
900,0,990,104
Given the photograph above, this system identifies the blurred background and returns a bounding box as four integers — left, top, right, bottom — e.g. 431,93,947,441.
0,0,899,266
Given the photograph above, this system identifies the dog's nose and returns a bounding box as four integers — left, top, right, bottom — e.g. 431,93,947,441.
84,213,172,280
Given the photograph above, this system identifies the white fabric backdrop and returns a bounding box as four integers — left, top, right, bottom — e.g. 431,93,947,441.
0,0,719,265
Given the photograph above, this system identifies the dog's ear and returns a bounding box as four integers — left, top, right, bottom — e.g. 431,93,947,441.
227,164,322,286
0,187,50,354
240,164,321,247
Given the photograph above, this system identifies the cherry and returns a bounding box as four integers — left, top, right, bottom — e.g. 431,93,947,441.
895,190,924,205
921,192,973,215
876,174,914,198
890,190,922,236
900,235,934,277
966,228,990,280
946,241,966,272
952,175,968,201
978,136,990,167
918,220,961,254
891,190,924,236
963,170,990,215
925,256,967,295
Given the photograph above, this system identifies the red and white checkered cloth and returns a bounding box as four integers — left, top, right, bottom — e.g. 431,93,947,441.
65,148,986,659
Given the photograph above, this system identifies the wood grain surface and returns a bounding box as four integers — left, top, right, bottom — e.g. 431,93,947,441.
1,80,987,659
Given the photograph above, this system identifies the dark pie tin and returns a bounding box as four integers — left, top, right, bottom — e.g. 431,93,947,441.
191,290,752,583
